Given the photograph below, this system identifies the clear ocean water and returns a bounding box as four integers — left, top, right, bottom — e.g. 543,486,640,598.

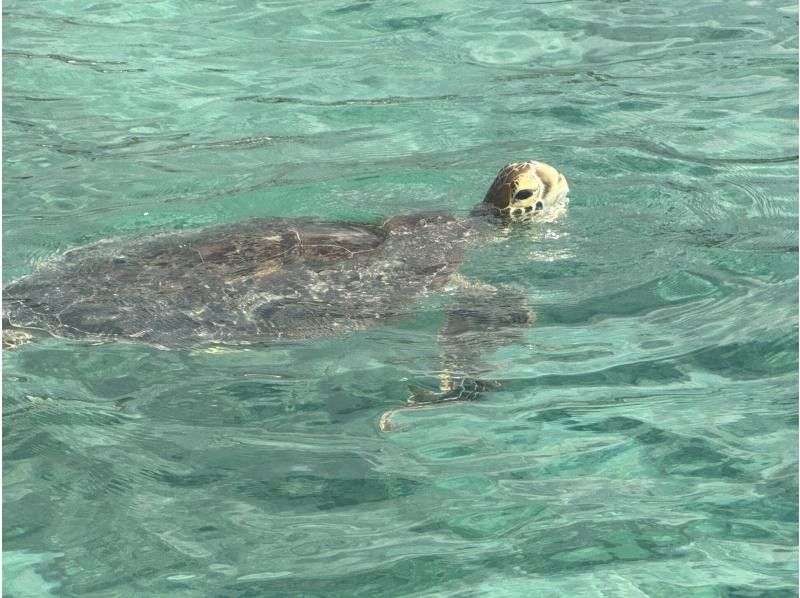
3,1,798,596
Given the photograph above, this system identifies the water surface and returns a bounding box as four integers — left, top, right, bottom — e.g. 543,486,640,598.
3,1,798,596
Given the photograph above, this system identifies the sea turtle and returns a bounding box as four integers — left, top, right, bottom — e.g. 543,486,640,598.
3,161,569,430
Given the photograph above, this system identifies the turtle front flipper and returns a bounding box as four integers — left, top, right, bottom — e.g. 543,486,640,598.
380,279,534,431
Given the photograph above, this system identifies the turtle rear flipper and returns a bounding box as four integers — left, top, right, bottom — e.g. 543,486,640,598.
379,281,534,431
2,319,36,350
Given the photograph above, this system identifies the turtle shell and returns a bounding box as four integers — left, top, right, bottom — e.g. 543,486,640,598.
3,214,472,347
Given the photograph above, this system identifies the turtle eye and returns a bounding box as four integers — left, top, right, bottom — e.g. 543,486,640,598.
513,189,534,202
534,201,544,211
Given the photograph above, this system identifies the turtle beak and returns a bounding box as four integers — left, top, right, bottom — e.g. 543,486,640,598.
483,161,569,221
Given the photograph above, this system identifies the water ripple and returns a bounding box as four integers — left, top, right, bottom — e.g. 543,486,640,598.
3,0,796,595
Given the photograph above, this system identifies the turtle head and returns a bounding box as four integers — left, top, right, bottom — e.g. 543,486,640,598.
481,161,569,222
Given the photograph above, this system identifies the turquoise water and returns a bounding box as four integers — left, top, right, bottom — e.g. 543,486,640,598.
3,0,798,595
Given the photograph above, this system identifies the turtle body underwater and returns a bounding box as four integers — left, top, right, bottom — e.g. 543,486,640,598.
3,161,569,429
